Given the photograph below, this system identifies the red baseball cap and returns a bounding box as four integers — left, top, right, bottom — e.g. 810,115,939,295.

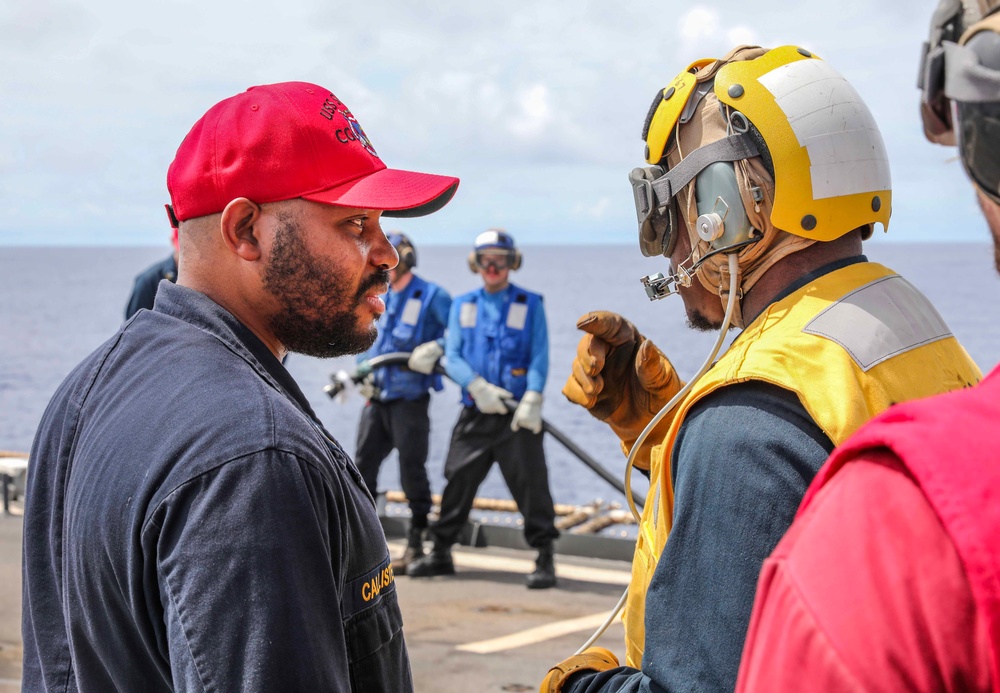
166,81,459,224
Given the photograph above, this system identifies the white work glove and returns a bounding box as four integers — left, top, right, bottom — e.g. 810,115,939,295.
467,376,512,415
358,373,378,400
408,341,444,375
511,391,543,434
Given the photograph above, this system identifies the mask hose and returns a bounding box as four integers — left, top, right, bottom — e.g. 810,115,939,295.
573,252,741,656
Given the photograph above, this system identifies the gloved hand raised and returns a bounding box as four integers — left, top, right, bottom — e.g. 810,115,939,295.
408,341,444,375
540,647,619,692
562,311,683,471
511,391,543,434
467,376,512,415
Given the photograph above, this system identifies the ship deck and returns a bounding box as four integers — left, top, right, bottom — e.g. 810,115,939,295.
0,508,632,692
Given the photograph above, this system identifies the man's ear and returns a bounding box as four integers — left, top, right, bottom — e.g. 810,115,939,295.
220,198,263,261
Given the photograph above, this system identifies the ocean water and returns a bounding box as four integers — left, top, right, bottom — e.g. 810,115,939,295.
3,243,1000,514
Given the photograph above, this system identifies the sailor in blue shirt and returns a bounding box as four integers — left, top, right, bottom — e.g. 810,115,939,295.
355,232,452,574
408,229,560,589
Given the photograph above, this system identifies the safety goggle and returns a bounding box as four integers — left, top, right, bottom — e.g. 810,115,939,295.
917,1,966,146
630,165,681,258
476,253,510,271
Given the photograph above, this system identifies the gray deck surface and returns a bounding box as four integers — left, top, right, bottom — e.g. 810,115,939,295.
0,506,631,692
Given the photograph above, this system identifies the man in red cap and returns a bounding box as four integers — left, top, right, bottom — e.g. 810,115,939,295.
22,82,458,692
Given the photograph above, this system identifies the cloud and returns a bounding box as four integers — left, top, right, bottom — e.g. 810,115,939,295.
573,197,613,220
0,0,98,54
676,7,759,59
679,7,721,43
0,0,984,245
508,85,554,139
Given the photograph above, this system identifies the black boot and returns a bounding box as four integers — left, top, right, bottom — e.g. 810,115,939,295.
526,544,556,589
391,526,426,576
406,543,455,577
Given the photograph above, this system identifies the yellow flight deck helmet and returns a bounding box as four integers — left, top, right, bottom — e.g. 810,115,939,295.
631,45,893,259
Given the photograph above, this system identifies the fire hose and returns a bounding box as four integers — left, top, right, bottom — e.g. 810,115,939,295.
325,351,646,508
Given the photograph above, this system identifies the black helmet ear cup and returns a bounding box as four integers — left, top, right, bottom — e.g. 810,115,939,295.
468,251,479,273
398,244,416,269
387,232,417,269
510,249,522,271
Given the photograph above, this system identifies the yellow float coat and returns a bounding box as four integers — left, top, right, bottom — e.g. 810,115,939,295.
623,262,982,666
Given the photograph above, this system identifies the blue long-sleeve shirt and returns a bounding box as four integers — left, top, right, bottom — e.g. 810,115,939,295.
124,253,177,320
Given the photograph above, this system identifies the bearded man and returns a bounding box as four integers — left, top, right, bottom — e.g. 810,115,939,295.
543,46,980,693
21,82,458,692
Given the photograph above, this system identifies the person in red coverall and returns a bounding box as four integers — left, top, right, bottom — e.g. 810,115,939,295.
736,2,1000,690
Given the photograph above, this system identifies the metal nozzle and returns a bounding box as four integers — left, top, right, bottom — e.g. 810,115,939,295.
325,370,355,400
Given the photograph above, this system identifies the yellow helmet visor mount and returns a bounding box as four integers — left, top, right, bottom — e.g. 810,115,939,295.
643,60,713,165
714,46,892,241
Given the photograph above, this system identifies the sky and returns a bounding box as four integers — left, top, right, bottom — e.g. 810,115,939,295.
0,0,988,247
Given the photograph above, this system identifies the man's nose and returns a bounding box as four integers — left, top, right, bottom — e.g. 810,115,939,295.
373,233,399,270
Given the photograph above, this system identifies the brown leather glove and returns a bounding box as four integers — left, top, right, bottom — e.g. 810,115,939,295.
562,311,683,471
540,647,620,692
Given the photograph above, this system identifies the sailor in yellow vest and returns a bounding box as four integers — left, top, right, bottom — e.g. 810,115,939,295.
542,45,982,693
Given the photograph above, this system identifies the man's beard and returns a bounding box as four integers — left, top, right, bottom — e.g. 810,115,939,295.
263,216,389,358
686,308,720,332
